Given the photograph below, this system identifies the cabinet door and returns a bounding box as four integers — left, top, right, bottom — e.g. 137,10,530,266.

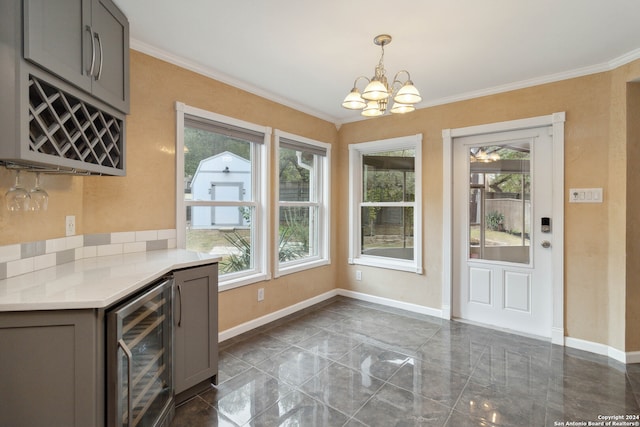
0,310,100,427
23,0,93,93
90,0,129,113
174,264,219,395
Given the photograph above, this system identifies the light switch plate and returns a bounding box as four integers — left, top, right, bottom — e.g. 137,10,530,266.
569,188,603,203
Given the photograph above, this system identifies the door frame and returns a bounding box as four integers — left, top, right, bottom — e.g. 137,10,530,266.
441,112,565,344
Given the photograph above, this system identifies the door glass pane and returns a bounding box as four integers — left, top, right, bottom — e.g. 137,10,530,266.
469,143,530,263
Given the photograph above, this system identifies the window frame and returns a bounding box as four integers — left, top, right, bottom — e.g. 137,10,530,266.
176,102,271,291
274,130,331,277
348,134,423,274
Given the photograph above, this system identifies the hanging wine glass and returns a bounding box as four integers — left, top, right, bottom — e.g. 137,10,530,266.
30,172,49,211
5,170,30,212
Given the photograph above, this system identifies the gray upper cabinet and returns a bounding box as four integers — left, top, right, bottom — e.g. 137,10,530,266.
173,264,219,402
23,0,129,113
90,0,129,112
0,0,127,175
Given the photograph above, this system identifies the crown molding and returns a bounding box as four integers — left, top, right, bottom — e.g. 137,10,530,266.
422,50,640,109
132,38,640,127
130,39,340,125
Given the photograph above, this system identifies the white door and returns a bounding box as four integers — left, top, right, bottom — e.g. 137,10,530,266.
452,127,553,337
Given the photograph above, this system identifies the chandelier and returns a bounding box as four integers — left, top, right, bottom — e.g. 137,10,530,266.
470,148,501,163
341,34,422,117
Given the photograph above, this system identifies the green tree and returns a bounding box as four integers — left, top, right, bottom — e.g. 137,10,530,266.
362,149,415,236
279,148,311,186
478,145,530,195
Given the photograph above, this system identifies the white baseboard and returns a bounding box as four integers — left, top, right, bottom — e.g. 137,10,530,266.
218,289,639,365
218,290,338,342
551,327,564,346
440,305,451,320
564,337,609,357
564,336,634,364
218,288,443,342
626,351,640,364
336,289,444,318
608,346,627,364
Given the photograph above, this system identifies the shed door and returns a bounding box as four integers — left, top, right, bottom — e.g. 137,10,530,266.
211,182,244,226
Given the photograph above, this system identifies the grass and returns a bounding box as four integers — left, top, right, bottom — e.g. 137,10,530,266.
469,226,529,246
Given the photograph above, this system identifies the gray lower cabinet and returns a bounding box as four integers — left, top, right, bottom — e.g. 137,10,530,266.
0,264,218,426
173,264,219,401
0,309,104,427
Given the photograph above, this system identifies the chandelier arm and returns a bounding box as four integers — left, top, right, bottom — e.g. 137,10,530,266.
389,79,404,95
352,75,371,90
392,70,412,86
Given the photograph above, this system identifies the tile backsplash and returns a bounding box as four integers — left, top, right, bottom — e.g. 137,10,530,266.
0,229,177,280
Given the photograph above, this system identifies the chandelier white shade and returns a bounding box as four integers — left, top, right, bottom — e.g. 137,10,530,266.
341,88,367,109
342,34,422,117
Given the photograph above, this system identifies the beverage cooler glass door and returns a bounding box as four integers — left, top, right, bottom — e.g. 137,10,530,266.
107,278,174,427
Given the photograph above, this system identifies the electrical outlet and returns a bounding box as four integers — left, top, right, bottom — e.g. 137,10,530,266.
257,288,264,302
65,215,76,236
356,270,362,281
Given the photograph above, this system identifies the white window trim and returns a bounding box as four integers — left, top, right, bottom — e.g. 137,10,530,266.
348,134,423,274
274,130,331,278
175,102,271,291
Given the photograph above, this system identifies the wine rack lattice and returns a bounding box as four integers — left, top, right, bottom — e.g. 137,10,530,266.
28,75,124,171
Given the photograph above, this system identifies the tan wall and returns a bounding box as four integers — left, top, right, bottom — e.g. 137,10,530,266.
626,81,640,350
1,49,639,351
0,170,83,243
337,65,640,350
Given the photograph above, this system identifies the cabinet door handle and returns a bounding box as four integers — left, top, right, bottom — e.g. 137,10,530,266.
117,339,133,427
176,284,183,327
85,25,96,77
94,32,104,80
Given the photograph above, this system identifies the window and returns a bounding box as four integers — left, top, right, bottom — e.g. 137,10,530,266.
275,130,330,276
348,134,422,273
176,102,271,290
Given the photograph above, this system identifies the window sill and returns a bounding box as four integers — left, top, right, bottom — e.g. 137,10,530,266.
349,256,423,274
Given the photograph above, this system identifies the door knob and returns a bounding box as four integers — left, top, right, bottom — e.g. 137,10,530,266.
541,240,551,248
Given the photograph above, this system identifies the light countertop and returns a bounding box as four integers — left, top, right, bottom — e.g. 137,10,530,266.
0,249,220,312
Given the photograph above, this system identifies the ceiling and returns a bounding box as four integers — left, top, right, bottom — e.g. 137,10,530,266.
112,0,640,125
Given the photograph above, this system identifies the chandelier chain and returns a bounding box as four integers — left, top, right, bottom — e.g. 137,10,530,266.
375,44,387,81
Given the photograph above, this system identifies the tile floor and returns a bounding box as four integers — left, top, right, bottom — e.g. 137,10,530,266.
171,297,640,426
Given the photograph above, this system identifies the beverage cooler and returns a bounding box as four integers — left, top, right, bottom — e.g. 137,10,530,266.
107,277,174,427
